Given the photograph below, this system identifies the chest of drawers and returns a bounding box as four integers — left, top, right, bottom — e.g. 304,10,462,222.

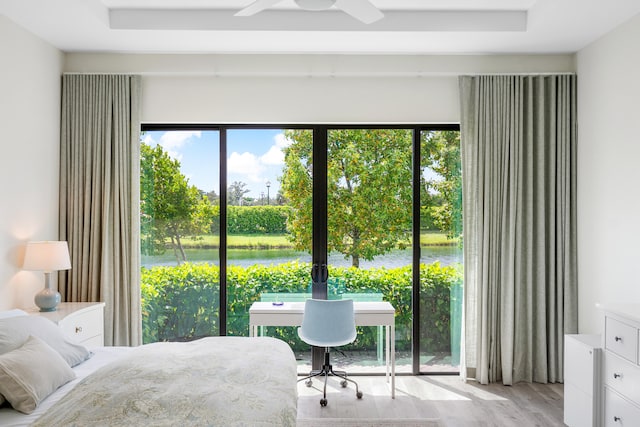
29,302,105,349
598,304,640,427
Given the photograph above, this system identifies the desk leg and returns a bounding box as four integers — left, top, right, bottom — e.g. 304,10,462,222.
391,319,395,399
385,325,390,381
249,324,255,337
377,325,383,364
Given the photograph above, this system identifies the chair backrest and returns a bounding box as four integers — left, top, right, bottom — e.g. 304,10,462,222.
298,299,356,347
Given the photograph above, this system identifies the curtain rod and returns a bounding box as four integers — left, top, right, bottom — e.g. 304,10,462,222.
63,72,138,75
62,71,576,78
460,72,575,76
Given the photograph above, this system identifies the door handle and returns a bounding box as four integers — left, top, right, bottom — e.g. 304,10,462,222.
320,263,328,282
311,263,329,283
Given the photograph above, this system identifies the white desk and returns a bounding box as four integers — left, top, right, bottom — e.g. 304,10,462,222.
249,301,396,398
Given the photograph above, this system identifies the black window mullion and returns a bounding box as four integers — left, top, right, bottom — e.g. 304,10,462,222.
312,126,328,300
220,128,228,336
311,126,328,370
412,129,421,375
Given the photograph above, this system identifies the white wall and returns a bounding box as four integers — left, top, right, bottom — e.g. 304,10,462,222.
141,75,458,124
0,40,573,309
0,16,64,310
3,7,637,335
65,53,575,124
577,13,640,334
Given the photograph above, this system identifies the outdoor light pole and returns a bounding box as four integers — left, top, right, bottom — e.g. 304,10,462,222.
266,180,271,205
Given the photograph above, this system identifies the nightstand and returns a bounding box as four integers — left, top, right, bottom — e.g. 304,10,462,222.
29,302,105,349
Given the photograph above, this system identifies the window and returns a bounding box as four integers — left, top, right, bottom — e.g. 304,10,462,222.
140,124,462,374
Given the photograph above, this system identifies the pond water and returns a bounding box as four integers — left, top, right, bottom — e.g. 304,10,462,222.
142,246,462,269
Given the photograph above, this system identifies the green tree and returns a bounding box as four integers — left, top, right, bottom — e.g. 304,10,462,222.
140,143,215,264
205,190,219,204
281,129,413,268
421,130,462,239
227,181,250,206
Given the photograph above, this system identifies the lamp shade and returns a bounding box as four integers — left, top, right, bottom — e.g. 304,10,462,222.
23,241,71,272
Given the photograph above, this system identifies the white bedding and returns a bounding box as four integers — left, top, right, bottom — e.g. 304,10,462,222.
0,337,298,427
0,346,131,426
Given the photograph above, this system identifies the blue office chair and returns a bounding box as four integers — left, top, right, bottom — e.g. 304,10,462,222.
298,298,363,407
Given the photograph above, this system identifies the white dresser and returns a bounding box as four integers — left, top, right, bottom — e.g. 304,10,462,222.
29,302,105,349
598,303,640,427
564,334,602,426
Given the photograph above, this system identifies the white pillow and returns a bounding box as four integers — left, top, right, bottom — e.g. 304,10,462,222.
0,335,76,414
0,309,28,319
0,316,91,367
0,311,29,406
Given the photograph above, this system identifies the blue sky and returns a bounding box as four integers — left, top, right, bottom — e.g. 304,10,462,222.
142,129,442,200
143,129,289,200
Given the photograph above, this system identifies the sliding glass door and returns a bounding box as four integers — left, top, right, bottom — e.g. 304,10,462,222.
418,129,463,373
139,124,462,374
140,129,221,343
323,129,413,373
225,129,313,371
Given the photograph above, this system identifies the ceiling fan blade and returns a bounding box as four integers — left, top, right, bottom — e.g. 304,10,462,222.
235,0,284,17
335,0,384,24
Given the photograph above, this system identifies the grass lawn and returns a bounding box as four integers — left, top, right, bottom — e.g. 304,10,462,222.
183,234,292,249
420,231,459,246
182,232,458,249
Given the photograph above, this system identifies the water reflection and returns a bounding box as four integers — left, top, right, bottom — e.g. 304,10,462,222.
142,246,461,269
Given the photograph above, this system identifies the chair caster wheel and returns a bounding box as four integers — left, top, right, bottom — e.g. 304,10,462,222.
356,391,363,399
305,380,313,387
341,380,348,388
320,398,327,407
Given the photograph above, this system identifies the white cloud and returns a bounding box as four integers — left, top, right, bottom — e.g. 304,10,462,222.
158,131,201,161
228,132,294,195
228,151,265,183
142,133,156,145
261,145,284,165
274,132,292,149
159,131,201,150
261,132,292,165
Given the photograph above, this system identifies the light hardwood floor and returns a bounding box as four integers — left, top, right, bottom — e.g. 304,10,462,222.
297,375,565,426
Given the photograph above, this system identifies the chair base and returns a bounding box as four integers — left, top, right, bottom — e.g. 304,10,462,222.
298,347,362,406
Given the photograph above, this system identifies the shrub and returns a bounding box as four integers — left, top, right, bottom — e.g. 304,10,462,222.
141,261,462,354
209,206,292,234
141,263,220,343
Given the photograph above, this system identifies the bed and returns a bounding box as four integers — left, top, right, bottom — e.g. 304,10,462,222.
0,310,298,426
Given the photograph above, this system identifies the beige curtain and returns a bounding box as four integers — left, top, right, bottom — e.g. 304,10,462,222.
459,75,577,385
59,74,142,346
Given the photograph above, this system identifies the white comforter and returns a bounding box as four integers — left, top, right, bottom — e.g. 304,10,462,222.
32,337,298,427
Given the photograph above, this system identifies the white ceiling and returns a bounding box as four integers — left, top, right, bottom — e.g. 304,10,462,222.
1,0,639,54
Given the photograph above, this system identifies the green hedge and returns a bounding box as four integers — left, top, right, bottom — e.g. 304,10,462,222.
208,206,292,234
141,261,462,353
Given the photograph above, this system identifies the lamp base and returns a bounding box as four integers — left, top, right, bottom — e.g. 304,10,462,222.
34,288,61,312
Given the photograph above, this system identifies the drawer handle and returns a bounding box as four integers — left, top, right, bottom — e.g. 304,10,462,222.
614,416,621,422
614,336,623,342
75,326,83,334
613,373,622,379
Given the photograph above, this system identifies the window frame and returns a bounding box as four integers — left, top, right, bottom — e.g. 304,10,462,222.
141,122,461,375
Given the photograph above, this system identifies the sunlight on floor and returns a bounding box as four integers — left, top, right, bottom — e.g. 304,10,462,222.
297,375,564,426
297,375,509,402
421,377,509,401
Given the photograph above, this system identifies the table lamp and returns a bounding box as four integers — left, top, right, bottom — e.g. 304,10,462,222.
23,241,71,312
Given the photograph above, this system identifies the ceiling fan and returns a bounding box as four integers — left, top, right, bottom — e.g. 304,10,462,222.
235,0,384,25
